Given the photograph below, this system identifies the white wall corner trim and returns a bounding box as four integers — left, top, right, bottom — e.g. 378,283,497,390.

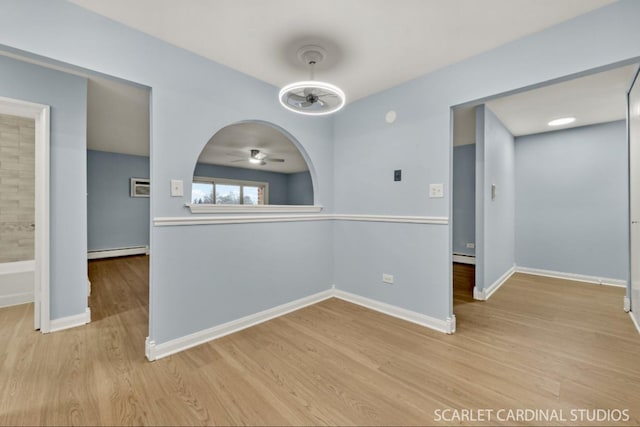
474,265,516,301
332,214,448,225
145,289,334,361
333,289,456,334
154,214,449,227
48,307,91,333
452,254,476,265
88,246,149,260
515,266,627,288
630,312,640,336
624,296,631,312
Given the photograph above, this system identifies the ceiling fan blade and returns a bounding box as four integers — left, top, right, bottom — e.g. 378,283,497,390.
230,159,246,163
300,101,313,107
268,158,285,162
289,93,306,102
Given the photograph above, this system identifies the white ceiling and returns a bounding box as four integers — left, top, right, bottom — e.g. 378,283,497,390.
453,64,638,146
7,1,624,159
68,0,614,103
0,49,151,156
198,122,309,173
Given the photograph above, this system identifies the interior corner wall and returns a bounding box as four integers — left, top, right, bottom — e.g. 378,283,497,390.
0,55,88,320
3,0,640,344
515,120,629,282
87,150,150,252
0,0,335,345
475,105,515,292
453,144,476,256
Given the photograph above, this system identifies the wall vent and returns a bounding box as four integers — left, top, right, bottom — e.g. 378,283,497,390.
130,178,150,197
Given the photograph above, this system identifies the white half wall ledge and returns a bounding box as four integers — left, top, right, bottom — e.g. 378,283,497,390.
145,287,455,361
473,265,516,301
515,266,627,288
153,214,449,227
48,307,91,333
186,203,323,214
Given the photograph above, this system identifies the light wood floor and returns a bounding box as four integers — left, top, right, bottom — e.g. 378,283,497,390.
1,257,639,426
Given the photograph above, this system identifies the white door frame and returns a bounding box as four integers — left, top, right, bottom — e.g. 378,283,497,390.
628,67,640,332
0,96,50,333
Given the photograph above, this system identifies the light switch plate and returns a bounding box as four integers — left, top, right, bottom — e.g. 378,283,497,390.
170,179,183,197
429,183,444,198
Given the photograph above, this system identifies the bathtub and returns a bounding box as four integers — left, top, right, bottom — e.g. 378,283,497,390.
0,260,34,308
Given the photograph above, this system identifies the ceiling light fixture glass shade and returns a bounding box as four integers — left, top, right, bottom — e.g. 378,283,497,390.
548,117,576,126
279,80,346,116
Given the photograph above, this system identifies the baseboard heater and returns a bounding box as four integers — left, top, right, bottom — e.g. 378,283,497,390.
452,253,476,265
88,246,149,260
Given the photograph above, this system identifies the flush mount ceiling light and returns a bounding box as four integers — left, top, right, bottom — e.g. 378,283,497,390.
548,117,576,127
279,45,346,116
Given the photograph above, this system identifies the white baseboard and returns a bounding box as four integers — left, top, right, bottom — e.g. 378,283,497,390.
0,291,33,308
452,254,476,265
49,307,91,333
624,296,631,313
474,265,515,301
333,289,456,334
145,289,334,361
145,286,458,361
515,266,627,288
630,312,640,336
88,246,149,260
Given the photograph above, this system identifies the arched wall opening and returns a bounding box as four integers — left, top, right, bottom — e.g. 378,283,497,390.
190,120,317,207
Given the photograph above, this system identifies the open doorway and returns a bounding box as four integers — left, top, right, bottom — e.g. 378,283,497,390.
0,49,152,343
451,63,637,323
0,97,49,333
85,76,151,327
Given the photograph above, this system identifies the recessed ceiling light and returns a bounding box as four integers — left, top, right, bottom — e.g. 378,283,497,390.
548,117,576,127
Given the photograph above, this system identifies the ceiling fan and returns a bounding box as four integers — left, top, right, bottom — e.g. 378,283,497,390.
231,149,285,166
279,45,346,116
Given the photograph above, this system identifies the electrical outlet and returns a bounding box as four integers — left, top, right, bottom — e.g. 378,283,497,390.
382,273,394,284
429,183,444,198
394,169,402,181
466,243,475,249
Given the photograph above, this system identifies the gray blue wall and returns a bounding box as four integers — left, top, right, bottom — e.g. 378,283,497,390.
87,150,149,251
287,171,314,205
476,106,515,292
515,121,628,281
453,144,475,256
194,163,313,205
2,0,640,343
0,55,87,320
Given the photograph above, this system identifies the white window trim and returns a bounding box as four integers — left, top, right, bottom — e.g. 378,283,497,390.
192,176,270,205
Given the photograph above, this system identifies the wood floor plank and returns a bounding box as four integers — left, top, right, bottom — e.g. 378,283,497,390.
1,257,639,426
